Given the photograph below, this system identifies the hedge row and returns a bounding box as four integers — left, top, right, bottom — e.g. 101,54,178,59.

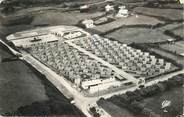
98,74,183,117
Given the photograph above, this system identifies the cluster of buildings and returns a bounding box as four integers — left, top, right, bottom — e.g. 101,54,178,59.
6,26,89,48
81,5,129,29
29,41,124,93
73,34,172,78
6,25,173,94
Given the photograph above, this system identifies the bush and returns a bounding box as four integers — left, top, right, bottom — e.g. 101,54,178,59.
89,107,100,117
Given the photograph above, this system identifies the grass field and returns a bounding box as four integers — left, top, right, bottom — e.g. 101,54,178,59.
160,3,184,9
159,40,184,55
0,45,13,59
169,24,184,38
143,86,183,117
157,22,183,32
0,25,34,39
31,11,104,26
0,60,49,114
93,15,164,34
105,27,171,44
134,7,183,21
98,99,137,117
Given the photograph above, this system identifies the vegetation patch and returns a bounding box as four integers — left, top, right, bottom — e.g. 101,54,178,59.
93,15,164,34
134,7,183,21
159,40,184,56
105,27,171,44
98,74,183,117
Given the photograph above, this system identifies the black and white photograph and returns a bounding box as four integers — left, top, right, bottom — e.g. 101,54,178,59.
0,0,183,117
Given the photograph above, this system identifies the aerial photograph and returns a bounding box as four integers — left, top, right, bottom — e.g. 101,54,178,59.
0,0,183,117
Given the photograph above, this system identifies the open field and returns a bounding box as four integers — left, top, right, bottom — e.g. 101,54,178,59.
157,22,183,32
134,7,184,21
31,11,104,26
143,86,183,117
0,25,34,39
159,3,184,9
98,99,137,117
169,24,184,38
0,44,13,59
93,15,164,34
0,60,49,114
105,27,171,44
159,40,184,56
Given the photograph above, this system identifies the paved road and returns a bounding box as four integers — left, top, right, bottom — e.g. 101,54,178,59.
0,40,21,56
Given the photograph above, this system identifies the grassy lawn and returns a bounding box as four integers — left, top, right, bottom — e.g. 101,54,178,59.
105,27,171,44
143,86,183,117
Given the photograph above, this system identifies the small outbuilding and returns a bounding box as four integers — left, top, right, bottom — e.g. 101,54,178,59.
81,19,95,28
105,4,114,12
116,6,129,18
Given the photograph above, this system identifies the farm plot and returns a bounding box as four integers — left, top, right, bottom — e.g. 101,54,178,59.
134,7,183,21
157,22,183,32
98,99,137,117
0,61,49,114
31,11,104,26
0,44,13,59
105,27,171,44
169,24,184,38
159,40,184,56
160,3,184,9
92,15,164,34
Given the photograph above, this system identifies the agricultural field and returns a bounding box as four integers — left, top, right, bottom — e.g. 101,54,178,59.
134,7,183,21
169,24,184,38
159,40,184,56
0,60,49,114
31,11,104,26
159,3,184,9
98,99,137,117
157,22,183,32
105,27,171,44
0,24,34,39
93,15,164,34
0,44,13,59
